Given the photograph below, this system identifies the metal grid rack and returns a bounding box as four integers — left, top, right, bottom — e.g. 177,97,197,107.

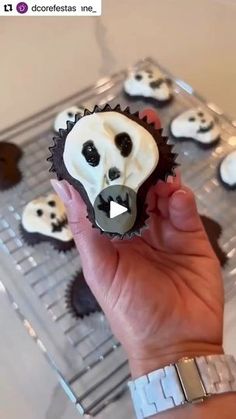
0,57,236,416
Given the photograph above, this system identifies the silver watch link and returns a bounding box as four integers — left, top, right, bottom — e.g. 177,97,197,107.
128,354,236,418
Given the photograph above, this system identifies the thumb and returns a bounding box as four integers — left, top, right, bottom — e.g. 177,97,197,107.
51,179,117,289
169,187,203,232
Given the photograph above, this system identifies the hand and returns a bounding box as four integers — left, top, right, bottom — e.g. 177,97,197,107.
51,109,224,378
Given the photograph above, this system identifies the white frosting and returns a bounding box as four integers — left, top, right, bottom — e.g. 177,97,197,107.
63,111,159,205
54,106,84,132
170,108,220,144
22,193,73,242
220,150,236,186
124,67,171,101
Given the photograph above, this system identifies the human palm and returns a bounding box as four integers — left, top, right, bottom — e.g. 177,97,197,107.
63,176,223,374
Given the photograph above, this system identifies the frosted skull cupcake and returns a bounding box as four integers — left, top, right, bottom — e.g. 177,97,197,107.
49,105,177,238
54,106,85,132
219,149,236,190
124,67,172,106
20,193,74,251
170,108,220,148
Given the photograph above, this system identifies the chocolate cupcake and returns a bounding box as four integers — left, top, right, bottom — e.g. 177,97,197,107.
170,108,220,148
201,215,228,267
219,150,236,190
48,104,178,238
65,271,101,318
124,67,172,107
54,106,85,132
0,142,23,190
20,193,74,252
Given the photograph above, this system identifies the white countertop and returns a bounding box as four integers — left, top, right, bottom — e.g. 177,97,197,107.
0,1,236,418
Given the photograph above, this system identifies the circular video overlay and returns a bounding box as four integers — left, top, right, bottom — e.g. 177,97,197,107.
94,185,137,235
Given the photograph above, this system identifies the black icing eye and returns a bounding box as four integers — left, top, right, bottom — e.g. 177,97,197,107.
189,117,196,122
82,140,100,167
115,132,133,157
37,209,43,217
48,200,56,207
198,111,204,117
135,74,142,81
67,112,74,118
50,213,56,219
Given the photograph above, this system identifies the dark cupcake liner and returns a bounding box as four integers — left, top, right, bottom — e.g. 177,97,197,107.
217,156,236,191
169,115,221,150
48,103,178,239
200,215,228,267
65,271,102,318
0,142,23,191
123,91,173,108
19,223,75,253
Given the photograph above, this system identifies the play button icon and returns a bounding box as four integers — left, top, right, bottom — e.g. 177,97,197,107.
110,201,128,219
94,185,137,236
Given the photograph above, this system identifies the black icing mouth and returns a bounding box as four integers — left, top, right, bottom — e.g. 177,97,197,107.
51,215,68,233
149,78,166,89
97,193,131,218
197,121,214,133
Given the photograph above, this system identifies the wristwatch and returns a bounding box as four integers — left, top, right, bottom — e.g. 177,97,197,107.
128,354,236,418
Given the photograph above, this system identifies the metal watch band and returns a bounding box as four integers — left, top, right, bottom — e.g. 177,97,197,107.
128,354,236,419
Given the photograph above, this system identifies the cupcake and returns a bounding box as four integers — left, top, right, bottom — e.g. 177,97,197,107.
54,106,85,132
0,142,23,190
65,271,101,318
20,193,74,252
170,108,220,148
219,149,236,190
48,104,177,238
124,67,172,106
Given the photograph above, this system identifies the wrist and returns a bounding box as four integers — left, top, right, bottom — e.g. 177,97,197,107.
128,341,224,379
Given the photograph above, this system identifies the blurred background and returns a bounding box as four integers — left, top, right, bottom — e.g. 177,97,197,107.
1,0,236,130
0,1,236,418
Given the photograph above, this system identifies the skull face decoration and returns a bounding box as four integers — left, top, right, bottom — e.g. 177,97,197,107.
124,67,172,105
219,149,236,190
49,105,177,237
21,193,74,251
63,111,159,205
170,108,220,147
54,106,85,132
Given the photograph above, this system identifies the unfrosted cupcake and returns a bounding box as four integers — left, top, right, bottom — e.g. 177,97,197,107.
65,271,101,318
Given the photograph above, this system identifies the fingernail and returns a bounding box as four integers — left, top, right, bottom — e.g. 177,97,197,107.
173,189,187,198
171,189,187,209
50,179,72,203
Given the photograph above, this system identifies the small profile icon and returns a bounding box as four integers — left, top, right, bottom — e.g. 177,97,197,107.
16,1,28,14
4,4,13,12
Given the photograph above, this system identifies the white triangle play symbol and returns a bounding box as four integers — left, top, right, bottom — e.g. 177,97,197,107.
110,201,128,219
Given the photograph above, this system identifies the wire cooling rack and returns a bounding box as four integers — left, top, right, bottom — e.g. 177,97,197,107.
0,57,236,416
